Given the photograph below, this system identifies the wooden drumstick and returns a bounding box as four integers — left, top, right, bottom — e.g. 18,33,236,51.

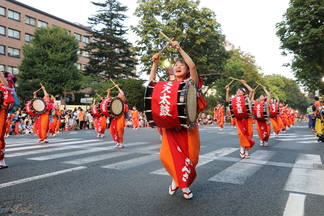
229,77,241,81
96,93,103,100
159,31,179,49
226,79,235,87
253,84,260,91
109,78,118,87
34,87,42,93
152,38,174,61
256,82,264,87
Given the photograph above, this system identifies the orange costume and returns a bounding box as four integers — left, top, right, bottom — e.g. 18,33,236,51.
216,106,225,130
110,104,128,144
131,109,139,129
253,102,271,143
269,103,280,135
33,100,52,143
0,81,15,163
49,105,60,137
94,115,107,137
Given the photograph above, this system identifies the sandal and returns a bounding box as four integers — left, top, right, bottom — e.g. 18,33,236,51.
0,165,8,169
168,184,179,196
183,191,193,199
240,152,245,158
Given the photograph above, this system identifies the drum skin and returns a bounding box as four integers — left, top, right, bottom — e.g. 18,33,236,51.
25,98,46,116
99,97,124,118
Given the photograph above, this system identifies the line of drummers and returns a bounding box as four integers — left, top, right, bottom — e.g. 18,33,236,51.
23,84,130,145
223,78,295,154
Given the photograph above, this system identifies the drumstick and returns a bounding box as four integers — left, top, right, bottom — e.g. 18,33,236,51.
109,78,118,87
256,82,264,87
152,38,174,61
225,79,235,87
253,84,260,91
34,87,42,93
96,93,103,100
229,77,241,81
159,31,179,49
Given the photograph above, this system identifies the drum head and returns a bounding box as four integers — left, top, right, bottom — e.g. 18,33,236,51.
111,98,123,115
33,99,46,111
187,84,197,122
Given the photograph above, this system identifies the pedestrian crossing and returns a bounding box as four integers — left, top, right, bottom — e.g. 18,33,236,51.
1,127,324,215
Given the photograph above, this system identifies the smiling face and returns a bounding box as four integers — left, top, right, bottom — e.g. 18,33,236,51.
174,59,189,81
236,88,244,96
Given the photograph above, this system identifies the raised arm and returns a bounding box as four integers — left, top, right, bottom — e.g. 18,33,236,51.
170,41,198,85
263,86,271,101
149,52,161,82
115,85,127,103
225,85,230,102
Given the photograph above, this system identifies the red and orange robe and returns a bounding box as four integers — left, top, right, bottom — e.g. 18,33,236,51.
253,102,271,143
131,109,139,129
94,115,107,135
231,96,255,151
33,100,52,141
216,107,225,129
160,78,203,189
110,104,128,143
49,107,60,136
0,83,15,160
269,103,280,135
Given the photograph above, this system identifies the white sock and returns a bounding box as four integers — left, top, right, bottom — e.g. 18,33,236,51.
240,147,245,154
245,150,249,155
182,187,190,193
0,159,6,165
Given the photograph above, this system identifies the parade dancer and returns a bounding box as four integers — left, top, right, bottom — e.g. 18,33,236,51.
215,103,225,131
226,78,255,159
269,94,281,138
131,106,139,130
33,85,52,143
0,72,16,168
107,84,128,149
149,38,204,200
252,84,271,147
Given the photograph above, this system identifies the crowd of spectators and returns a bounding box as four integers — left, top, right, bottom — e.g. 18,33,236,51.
7,107,150,136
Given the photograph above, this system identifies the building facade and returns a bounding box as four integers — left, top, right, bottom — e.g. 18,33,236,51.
0,0,92,75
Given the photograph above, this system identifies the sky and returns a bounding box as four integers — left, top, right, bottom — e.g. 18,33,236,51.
17,0,294,79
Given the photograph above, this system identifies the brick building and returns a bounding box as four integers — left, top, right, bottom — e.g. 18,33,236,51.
0,0,92,75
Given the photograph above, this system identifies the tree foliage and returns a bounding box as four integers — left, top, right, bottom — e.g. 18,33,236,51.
131,0,230,90
92,78,147,111
275,0,324,92
210,49,263,105
84,0,138,79
264,74,308,113
18,25,82,102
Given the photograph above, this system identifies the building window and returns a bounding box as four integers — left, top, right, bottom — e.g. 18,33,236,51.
0,45,5,55
74,63,81,70
77,49,81,56
0,64,4,71
8,66,19,75
82,64,87,71
8,29,20,39
25,16,36,26
0,26,5,36
38,20,47,28
82,51,89,58
8,47,20,58
0,7,5,17
83,36,89,43
8,10,20,21
74,33,81,41
25,33,34,43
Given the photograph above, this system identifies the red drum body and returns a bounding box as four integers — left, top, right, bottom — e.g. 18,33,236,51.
90,104,101,117
229,96,252,119
144,79,197,129
269,103,279,118
25,98,46,116
99,97,124,118
253,102,269,121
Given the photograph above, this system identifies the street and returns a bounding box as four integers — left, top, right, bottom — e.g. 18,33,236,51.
1,121,324,216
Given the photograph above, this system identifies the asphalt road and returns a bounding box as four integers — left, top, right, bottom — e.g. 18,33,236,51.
0,121,324,216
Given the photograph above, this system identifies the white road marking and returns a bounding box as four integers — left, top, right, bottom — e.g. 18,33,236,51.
0,166,86,189
283,193,305,216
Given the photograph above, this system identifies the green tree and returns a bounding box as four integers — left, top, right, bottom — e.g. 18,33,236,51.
275,0,324,92
84,0,138,79
264,74,308,113
211,49,262,105
132,0,230,91
18,25,81,102
94,79,146,111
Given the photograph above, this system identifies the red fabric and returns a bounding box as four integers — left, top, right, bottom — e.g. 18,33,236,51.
0,108,8,160
236,118,255,150
231,96,249,119
269,103,279,118
109,114,125,143
151,81,181,128
253,102,267,121
256,121,270,142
